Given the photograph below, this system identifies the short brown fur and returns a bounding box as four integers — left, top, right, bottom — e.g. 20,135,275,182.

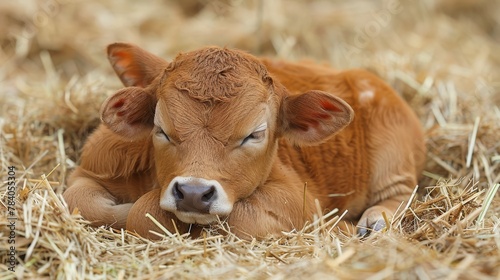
63,43,425,239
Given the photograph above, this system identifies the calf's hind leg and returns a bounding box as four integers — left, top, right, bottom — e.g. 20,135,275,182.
357,109,425,235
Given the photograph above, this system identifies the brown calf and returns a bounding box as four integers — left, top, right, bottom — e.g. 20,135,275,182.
63,43,426,239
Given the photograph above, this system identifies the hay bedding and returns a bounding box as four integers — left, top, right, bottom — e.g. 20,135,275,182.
0,0,499,278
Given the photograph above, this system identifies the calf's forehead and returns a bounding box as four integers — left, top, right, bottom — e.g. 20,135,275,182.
156,87,270,144
153,47,275,143
160,47,270,103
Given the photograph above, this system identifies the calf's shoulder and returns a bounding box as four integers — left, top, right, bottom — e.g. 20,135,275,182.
69,124,155,202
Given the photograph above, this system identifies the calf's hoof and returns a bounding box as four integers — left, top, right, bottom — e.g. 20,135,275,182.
356,205,391,237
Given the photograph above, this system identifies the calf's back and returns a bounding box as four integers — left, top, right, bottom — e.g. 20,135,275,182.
263,59,425,220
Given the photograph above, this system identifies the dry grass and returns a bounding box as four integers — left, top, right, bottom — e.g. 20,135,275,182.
1,0,499,279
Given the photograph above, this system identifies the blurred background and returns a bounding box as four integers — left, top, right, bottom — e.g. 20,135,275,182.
0,0,499,190
1,2,499,277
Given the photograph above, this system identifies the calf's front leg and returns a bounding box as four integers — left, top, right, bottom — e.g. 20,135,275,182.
126,182,319,240
63,176,133,228
126,188,199,240
227,180,317,239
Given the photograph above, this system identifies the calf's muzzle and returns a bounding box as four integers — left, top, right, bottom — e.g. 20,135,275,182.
173,182,217,213
160,176,233,224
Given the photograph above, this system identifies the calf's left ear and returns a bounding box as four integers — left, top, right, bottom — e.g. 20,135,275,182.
281,90,354,145
107,43,169,87
100,87,156,139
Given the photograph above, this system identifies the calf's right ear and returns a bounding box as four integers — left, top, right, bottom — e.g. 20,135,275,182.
107,43,169,87
100,87,156,139
281,90,354,145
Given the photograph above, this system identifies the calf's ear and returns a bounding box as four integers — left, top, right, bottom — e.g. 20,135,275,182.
107,42,169,87
100,87,156,139
281,90,354,145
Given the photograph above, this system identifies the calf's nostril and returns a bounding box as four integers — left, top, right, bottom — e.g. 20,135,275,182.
173,182,184,200
172,183,218,213
201,186,216,202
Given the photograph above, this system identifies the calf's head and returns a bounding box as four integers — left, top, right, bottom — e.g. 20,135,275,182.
102,43,353,224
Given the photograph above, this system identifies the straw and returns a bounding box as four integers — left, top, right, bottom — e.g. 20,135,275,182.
1,0,499,278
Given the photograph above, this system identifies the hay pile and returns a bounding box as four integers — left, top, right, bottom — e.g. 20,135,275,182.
1,0,499,278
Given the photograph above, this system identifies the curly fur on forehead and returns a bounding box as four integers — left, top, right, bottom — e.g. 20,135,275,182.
166,47,271,103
